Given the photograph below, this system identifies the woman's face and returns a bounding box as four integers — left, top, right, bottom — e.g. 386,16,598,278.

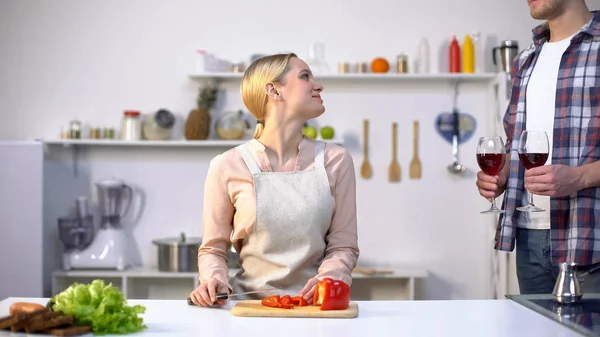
277,57,325,121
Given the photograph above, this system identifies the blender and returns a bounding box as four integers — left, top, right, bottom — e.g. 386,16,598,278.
61,178,134,270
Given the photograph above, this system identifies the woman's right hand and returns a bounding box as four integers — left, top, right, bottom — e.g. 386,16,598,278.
476,171,507,202
189,278,230,307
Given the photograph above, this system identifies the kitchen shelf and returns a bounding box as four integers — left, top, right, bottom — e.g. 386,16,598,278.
189,72,498,83
42,138,344,148
41,138,344,178
51,266,428,300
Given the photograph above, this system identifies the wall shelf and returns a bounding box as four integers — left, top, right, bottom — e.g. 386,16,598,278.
51,266,427,300
188,72,498,84
42,138,343,148
40,138,344,178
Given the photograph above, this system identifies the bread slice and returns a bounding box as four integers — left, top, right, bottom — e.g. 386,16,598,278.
0,308,47,330
46,325,92,336
11,310,59,332
24,314,74,333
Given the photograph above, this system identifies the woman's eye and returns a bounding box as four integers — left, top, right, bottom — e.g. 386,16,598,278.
301,73,309,79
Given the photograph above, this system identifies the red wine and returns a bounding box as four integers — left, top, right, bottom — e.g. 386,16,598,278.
519,152,549,169
477,153,505,175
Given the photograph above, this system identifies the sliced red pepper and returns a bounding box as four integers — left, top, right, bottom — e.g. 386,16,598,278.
261,295,280,308
291,296,309,306
279,295,294,309
312,277,351,310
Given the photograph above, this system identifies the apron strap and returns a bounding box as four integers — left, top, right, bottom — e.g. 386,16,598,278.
314,141,325,168
237,143,262,175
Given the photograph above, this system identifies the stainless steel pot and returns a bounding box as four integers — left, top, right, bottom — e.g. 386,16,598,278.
152,232,202,272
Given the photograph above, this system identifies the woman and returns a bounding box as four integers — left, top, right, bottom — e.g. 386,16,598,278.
189,53,359,307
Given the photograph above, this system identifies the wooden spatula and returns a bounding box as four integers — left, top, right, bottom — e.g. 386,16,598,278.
388,122,400,182
360,119,372,179
409,120,422,179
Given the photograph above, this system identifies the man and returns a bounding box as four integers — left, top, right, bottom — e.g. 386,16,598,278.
476,0,600,294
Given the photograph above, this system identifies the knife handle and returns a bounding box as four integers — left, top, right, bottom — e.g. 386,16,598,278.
186,293,229,306
215,292,229,300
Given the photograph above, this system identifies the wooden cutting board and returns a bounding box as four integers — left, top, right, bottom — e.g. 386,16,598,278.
231,300,359,318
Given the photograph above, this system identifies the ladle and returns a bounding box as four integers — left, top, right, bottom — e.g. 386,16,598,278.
447,82,466,174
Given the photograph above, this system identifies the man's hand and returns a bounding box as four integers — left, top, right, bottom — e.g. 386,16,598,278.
476,171,507,202
524,164,584,197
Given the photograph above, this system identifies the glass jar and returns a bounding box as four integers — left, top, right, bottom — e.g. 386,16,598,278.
121,110,142,140
396,54,408,73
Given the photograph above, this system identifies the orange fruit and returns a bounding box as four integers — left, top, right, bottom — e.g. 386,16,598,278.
370,57,390,73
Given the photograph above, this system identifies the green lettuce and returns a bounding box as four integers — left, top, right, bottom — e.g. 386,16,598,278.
50,279,147,335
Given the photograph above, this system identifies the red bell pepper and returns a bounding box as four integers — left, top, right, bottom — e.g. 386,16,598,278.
312,277,351,310
261,295,280,308
279,295,294,309
291,296,309,306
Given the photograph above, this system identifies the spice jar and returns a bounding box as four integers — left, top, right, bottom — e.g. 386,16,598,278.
356,62,368,73
121,110,142,140
69,120,81,139
396,54,408,73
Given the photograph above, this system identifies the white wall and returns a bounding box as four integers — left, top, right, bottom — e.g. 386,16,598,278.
3,0,591,300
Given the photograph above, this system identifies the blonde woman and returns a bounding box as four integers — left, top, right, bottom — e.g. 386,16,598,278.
189,53,359,307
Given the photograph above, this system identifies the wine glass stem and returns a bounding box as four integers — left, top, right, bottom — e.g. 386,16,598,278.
491,198,497,209
529,192,534,206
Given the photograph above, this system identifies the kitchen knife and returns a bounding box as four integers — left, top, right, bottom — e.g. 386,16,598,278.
187,287,278,305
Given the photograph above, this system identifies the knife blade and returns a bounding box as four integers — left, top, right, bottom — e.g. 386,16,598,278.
187,287,278,305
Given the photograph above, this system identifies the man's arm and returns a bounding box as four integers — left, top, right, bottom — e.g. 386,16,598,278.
578,160,600,189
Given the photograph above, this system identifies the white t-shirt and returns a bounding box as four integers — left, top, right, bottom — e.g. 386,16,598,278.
520,34,573,229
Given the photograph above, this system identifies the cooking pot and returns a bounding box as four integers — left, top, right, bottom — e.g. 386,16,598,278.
152,232,202,272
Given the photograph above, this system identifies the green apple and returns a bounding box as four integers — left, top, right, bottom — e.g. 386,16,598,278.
303,126,318,139
320,126,335,140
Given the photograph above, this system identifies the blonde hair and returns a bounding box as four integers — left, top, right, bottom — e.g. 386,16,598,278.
240,53,297,139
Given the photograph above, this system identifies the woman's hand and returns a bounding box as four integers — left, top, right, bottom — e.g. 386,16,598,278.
189,278,230,307
296,277,319,302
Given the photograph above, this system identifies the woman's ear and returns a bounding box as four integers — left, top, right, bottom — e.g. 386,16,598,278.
265,82,280,100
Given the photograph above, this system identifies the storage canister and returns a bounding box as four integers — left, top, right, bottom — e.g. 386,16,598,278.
152,233,202,272
121,110,142,140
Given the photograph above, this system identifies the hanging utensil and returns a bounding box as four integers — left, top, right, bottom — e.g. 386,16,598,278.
409,120,422,179
447,83,466,174
361,119,372,179
388,122,400,182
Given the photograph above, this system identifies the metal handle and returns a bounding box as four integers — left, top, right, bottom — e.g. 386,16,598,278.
120,184,134,219
492,47,500,66
452,110,460,164
578,263,600,279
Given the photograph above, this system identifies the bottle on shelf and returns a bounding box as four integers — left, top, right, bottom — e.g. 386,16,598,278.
471,31,485,73
449,36,461,73
462,35,475,73
415,37,430,74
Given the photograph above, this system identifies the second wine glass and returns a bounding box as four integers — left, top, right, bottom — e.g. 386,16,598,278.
517,130,549,212
476,136,506,214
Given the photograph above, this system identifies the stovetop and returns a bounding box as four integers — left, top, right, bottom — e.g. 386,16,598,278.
508,294,600,337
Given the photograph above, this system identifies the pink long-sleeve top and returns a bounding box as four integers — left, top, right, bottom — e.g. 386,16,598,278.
197,136,360,292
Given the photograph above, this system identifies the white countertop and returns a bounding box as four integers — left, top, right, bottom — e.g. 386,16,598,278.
0,297,584,337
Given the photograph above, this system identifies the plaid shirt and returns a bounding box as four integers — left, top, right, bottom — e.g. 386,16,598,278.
495,10,600,265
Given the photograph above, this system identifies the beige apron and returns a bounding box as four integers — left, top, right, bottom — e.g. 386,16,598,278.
231,140,333,299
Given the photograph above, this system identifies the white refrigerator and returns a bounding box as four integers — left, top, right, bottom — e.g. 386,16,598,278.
0,140,68,300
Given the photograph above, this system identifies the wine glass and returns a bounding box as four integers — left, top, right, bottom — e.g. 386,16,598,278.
517,130,549,212
476,136,506,213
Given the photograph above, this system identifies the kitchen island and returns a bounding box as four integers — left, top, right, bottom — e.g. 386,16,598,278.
0,297,588,337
